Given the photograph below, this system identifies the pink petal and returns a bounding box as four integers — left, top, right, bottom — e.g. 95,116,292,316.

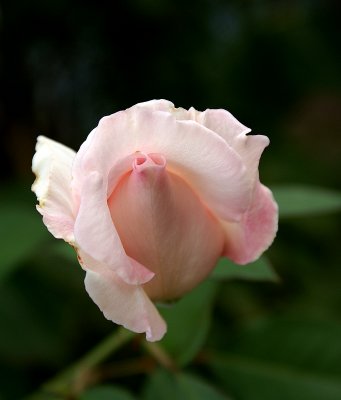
108,153,225,300
197,109,270,185
32,136,76,242
195,108,252,141
222,183,278,264
132,99,175,112
72,104,251,223
84,268,166,342
73,170,154,285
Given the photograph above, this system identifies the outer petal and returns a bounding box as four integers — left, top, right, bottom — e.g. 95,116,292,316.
70,128,97,210
74,171,154,285
147,102,269,177
84,268,166,342
196,109,269,180
222,183,278,264
130,99,175,113
72,104,251,223
32,136,76,242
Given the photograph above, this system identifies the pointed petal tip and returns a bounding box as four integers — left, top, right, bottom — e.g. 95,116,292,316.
145,322,167,342
84,269,166,341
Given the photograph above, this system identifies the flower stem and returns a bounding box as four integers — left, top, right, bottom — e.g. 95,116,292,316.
143,341,178,372
28,327,135,399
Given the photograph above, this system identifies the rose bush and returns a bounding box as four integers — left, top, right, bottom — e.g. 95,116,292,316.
32,100,278,341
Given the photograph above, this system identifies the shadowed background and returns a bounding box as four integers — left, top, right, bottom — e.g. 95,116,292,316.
0,0,340,399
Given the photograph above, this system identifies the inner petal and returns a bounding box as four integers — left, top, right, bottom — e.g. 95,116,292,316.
133,152,167,172
108,153,224,301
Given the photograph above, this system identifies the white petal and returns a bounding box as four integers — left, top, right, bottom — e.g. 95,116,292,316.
32,136,76,242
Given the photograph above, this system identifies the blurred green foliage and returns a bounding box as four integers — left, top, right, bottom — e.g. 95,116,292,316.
143,369,231,400
0,0,340,399
80,386,136,400
211,256,279,282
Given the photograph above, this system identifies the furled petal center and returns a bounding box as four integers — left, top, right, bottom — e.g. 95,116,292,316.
133,152,166,170
108,152,224,301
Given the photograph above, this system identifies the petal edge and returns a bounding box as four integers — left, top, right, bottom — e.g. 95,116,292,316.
85,269,166,341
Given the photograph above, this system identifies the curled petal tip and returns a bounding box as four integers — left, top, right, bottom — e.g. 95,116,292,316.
133,152,167,173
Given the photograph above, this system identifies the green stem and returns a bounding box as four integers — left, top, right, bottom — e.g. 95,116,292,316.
28,327,135,399
143,341,178,372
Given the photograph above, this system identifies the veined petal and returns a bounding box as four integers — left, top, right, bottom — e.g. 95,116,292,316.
222,183,278,264
85,269,166,341
73,170,154,285
32,136,76,242
72,105,251,223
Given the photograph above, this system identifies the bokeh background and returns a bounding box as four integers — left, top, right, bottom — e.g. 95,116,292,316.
0,0,340,399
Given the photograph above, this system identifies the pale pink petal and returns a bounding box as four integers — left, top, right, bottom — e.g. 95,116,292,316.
198,109,278,262
190,109,270,191
73,170,154,285
133,99,175,112
108,153,225,300
195,108,252,143
84,268,166,342
163,106,269,191
136,103,271,207
72,105,251,222
32,136,76,242
71,128,97,207
222,183,278,264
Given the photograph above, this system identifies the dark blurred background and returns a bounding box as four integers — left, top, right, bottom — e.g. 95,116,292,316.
0,0,340,399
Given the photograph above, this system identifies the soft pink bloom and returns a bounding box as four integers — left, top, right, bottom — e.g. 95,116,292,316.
32,100,278,341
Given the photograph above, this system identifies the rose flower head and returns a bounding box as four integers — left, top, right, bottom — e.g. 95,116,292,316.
32,100,278,341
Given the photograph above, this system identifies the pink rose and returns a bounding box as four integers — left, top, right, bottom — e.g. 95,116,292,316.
32,100,278,341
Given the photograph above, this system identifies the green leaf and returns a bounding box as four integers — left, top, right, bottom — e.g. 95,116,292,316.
211,354,341,400
80,385,136,400
211,256,279,282
0,204,49,280
158,280,218,366
209,317,341,400
143,369,232,400
271,185,341,218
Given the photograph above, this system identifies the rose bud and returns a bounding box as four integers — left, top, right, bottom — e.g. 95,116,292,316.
32,100,278,341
